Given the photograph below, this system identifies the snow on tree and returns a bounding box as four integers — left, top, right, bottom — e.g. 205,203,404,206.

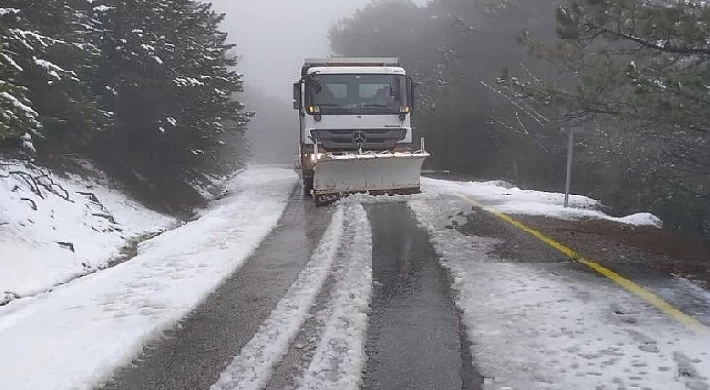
1,8,43,142
1,0,251,201
88,0,248,175
0,0,102,150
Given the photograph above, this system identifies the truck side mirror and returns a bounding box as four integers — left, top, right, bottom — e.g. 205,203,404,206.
407,77,419,111
293,82,301,110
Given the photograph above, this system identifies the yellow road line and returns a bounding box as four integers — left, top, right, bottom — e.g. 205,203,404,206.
459,195,708,333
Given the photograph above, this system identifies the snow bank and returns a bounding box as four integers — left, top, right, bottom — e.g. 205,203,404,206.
0,160,174,303
410,197,710,390
422,177,663,227
615,212,663,227
0,166,297,390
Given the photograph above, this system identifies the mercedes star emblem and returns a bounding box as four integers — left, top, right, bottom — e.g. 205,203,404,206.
352,131,367,144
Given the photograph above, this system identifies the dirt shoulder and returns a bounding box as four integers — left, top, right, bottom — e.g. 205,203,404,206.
513,216,710,287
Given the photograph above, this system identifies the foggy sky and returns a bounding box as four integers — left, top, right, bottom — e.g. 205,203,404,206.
210,0,428,100
209,0,377,101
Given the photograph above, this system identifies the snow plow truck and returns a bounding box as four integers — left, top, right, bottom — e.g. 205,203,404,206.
293,58,429,205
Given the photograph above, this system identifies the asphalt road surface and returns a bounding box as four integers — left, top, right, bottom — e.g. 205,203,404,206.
100,190,710,390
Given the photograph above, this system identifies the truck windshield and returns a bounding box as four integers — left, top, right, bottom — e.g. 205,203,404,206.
306,74,408,115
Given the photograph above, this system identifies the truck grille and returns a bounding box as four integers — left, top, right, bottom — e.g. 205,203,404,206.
311,128,407,151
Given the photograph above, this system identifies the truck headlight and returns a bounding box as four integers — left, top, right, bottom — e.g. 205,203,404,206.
310,153,324,162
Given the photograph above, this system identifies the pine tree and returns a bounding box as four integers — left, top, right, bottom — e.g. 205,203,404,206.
89,0,247,176
1,6,44,146
0,1,102,152
545,0,710,132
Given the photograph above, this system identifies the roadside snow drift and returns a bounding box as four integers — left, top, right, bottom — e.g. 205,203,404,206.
0,160,174,304
410,197,710,390
422,177,662,227
0,166,297,390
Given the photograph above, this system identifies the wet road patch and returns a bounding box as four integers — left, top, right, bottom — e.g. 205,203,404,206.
364,202,481,390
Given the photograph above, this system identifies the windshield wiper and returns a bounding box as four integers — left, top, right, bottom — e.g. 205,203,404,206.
359,103,390,108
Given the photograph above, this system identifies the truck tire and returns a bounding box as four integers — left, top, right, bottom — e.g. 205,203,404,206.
303,176,313,194
314,194,337,207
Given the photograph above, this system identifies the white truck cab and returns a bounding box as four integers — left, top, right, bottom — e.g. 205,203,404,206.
293,58,427,203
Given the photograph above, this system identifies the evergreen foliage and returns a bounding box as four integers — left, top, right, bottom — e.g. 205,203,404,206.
0,0,249,178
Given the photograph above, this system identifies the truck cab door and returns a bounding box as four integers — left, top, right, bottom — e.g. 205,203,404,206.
293,82,302,111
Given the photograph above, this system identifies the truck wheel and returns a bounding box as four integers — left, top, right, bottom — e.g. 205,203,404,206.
314,194,337,207
303,176,313,194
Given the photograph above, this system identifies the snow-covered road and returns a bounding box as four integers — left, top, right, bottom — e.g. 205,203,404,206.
1,168,709,390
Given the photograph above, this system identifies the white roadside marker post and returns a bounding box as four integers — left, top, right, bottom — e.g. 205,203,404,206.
564,127,574,208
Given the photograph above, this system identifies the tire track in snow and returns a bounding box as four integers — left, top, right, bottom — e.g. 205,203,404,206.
264,255,342,390
210,205,345,390
299,202,373,390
